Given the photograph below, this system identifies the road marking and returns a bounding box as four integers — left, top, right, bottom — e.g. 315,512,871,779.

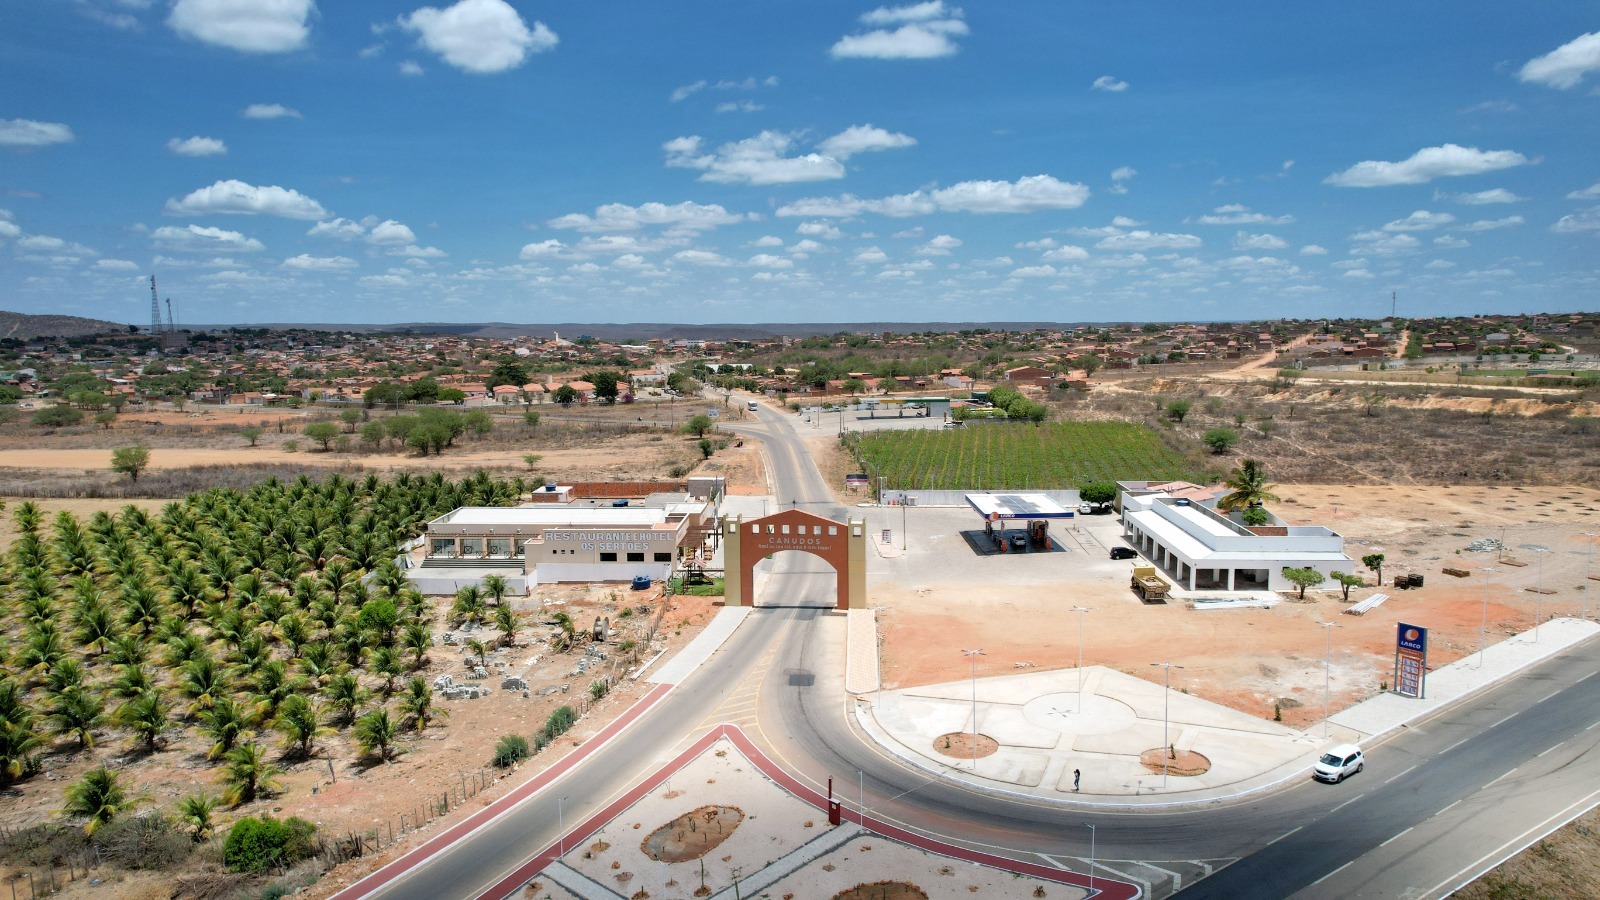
1035,853,1068,870
1385,764,1417,784
1422,782,1600,900
1330,793,1364,813
1380,826,1415,847
1437,799,1462,816
1576,671,1595,685
1491,712,1518,728
1264,826,1301,847
1536,741,1564,758
1537,689,1561,704
1311,860,1354,887
1588,720,1600,732
1486,767,1519,787
1440,737,1471,755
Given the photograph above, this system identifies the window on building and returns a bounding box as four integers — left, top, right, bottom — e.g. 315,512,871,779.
600,552,617,562
626,552,644,562
654,552,672,562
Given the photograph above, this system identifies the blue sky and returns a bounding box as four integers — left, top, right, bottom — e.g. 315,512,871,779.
2,1,1599,326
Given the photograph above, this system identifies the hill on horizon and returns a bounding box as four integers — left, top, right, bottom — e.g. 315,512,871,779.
0,310,123,341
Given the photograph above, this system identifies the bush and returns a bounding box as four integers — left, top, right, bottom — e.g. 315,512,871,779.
492,734,529,769
1242,506,1270,526
1202,427,1240,454
95,813,193,871
543,705,577,742
589,679,609,700
222,816,317,873
33,406,83,427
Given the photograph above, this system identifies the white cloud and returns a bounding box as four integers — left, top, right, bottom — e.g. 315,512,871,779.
1331,258,1368,269
1091,75,1128,92
1095,230,1201,251
1342,268,1374,279
166,136,227,157
1350,230,1421,256
399,60,424,76
1325,144,1533,187
518,239,567,259
396,244,445,259
307,217,365,239
1234,232,1288,250
816,125,917,160
0,220,22,240
1009,264,1059,277
1299,244,1329,255
16,235,97,261
746,253,793,269
282,254,357,270
853,246,889,264
164,179,328,219
93,259,141,272
1196,204,1295,225
366,219,417,244
670,80,706,102
1518,31,1600,90
1111,166,1137,182
151,224,266,252
1456,216,1523,232
1460,100,1517,114
1111,216,1144,228
751,235,784,247
831,2,968,59
779,175,1088,218
716,101,764,114
1433,235,1470,248
1424,259,1456,269
0,119,75,148
1016,237,1056,250
168,0,314,53
665,132,844,185
1552,206,1600,233
1435,188,1525,205
789,240,823,256
1040,245,1088,261
241,102,300,119
797,221,843,240
1382,210,1456,232
916,234,962,255
673,249,734,266
399,0,557,74
1568,182,1600,201
549,201,748,233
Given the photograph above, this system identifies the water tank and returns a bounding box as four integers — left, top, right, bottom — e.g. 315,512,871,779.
631,575,652,590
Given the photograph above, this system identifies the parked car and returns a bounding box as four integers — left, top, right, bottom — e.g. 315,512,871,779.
1007,533,1028,551
1313,744,1364,783
1110,546,1138,560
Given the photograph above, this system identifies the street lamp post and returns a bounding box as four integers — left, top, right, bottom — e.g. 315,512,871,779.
1083,822,1097,895
1531,546,1551,641
1071,606,1090,713
1583,533,1599,622
1478,566,1496,668
1149,662,1184,788
1318,622,1338,738
961,649,985,769
901,500,907,551
556,796,568,857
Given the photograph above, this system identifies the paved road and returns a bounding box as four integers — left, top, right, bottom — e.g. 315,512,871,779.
349,397,1600,899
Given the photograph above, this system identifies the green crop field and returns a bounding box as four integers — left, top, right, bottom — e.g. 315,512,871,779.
852,421,1209,490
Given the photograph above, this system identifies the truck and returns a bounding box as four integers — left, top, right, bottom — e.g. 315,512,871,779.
1131,566,1171,603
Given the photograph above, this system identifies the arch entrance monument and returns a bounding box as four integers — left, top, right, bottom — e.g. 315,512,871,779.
720,510,867,611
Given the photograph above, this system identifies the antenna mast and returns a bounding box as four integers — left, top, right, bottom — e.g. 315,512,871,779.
150,276,163,336
166,298,177,334
1391,291,1396,318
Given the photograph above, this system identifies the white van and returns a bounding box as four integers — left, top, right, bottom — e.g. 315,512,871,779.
746,401,759,411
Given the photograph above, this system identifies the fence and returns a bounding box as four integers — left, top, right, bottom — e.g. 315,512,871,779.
316,766,499,871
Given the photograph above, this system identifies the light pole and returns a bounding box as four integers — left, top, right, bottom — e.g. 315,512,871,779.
1317,622,1338,738
1531,546,1551,641
1071,606,1090,713
901,500,907,551
961,648,985,769
1583,533,1598,621
1150,662,1184,788
1083,822,1097,895
556,795,568,857
1478,566,1496,668
858,770,866,827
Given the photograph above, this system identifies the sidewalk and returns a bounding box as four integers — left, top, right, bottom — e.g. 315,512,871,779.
853,617,1600,808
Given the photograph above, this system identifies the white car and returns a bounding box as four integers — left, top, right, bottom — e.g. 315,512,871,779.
1313,743,1364,783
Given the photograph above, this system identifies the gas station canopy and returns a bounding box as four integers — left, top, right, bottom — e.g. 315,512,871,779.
964,492,1076,520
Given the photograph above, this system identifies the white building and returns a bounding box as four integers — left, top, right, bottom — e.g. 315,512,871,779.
1119,491,1353,592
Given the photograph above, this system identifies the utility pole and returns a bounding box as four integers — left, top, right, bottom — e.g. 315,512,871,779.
1071,606,1090,713
1318,622,1338,738
1150,662,1184,788
961,649,984,769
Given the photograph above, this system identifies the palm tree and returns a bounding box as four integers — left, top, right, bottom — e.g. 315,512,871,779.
401,620,432,670
198,695,253,760
494,603,518,647
62,767,133,834
109,664,155,701
481,574,509,606
465,639,489,669
549,612,577,653
274,694,328,759
322,673,369,727
1217,458,1281,512
367,646,404,696
48,685,106,750
249,659,308,720
177,792,217,841
449,585,485,626
73,595,118,656
398,677,445,732
219,741,282,807
113,689,170,752
354,708,399,763
0,678,40,782
180,653,229,716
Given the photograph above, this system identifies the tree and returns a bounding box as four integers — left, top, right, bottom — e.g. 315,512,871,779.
274,694,328,759
63,767,132,835
1079,482,1117,508
683,414,714,437
220,742,282,807
359,419,387,449
437,387,466,404
552,384,578,406
34,405,83,427
522,408,540,427
399,677,444,732
1283,567,1326,599
1165,399,1192,423
1075,354,1104,378
1218,459,1280,512
1242,506,1270,526
698,437,714,459
486,357,529,391
1331,570,1364,601
354,708,398,762
240,426,263,447
303,421,339,451
842,378,867,395
113,689,169,752
94,410,117,430
322,673,368,727
48,685,106,749
1362,553,1386,585
178,793,217,841
111,445,151,482
339,408,363,432
494,603,518,646
1202,427,1240,454
364,382,406,408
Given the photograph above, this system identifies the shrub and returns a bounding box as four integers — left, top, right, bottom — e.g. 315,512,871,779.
222,816,317,873
95,813,193,871
543,705,577,742
1242,506,1270,526
1202,427,1240,454
34,406,83,427
589,679,609,700
492,734,530,769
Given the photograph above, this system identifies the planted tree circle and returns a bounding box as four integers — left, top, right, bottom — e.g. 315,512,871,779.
1139,748,1211,777
933,732,998,760
833,882,929,900
640,805,743,862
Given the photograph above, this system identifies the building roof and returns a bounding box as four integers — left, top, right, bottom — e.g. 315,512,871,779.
965,492,1076,519
429,506,672,528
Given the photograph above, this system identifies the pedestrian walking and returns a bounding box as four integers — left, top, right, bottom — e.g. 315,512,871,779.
1073,768,1081,792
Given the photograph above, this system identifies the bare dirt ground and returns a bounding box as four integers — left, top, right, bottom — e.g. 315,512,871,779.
876,484,1600,731
1456,805,1600,900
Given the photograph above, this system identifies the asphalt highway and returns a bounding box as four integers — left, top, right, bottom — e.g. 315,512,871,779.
355,400,1600,899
